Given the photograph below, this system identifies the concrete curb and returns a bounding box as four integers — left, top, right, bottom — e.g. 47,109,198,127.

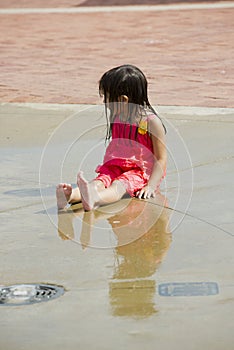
1,102,234,120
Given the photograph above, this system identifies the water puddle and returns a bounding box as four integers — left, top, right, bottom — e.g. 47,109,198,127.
57,195,172,318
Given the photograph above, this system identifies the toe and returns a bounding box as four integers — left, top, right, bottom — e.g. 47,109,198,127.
56,183,64,190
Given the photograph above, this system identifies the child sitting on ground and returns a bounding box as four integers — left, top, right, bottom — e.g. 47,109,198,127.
56,64,167,211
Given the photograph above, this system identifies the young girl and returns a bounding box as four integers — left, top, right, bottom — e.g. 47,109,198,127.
56,64,167,211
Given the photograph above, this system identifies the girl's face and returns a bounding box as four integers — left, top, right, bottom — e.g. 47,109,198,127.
100,91,116,113
100,91,115,113
100,90,109,104
100,90,129,118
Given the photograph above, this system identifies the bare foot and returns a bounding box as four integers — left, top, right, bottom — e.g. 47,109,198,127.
77,172,99,211
56,183,72,209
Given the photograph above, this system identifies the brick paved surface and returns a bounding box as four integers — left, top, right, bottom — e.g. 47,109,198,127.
0,0,231,8
0,2,233,107
0,0,85,8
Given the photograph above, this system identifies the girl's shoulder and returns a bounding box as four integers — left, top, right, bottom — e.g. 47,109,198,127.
146,113,157,121
137,112,157,125
138,113,158,135
145,112,162,127
145,112,166,135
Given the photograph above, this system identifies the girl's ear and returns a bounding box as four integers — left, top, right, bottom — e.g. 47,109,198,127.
118,95,129,103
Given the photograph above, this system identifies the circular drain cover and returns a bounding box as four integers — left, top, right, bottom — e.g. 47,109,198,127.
0,284,65,306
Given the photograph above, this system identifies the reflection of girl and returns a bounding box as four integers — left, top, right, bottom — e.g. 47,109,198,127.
110,197,171,278
57,64,167,211
57,195,171,318
109,196,171,318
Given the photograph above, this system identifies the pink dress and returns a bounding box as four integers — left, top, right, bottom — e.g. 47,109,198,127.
95,114,164,196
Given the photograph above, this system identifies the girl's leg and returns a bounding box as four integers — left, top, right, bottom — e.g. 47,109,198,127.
77,172,127,211
56,180,105,209
56,183,73,209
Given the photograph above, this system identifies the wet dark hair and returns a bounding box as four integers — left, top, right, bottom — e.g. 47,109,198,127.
99,64,166,140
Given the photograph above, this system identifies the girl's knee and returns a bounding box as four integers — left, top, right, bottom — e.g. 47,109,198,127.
94,180,105,190
112,180,127,197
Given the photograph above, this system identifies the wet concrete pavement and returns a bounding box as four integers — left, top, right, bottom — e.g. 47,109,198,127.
0,102,233,349
1,0,234,348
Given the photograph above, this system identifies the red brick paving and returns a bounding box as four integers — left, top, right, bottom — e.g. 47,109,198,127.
81,0,233,5
0,4,233,107
0,1,85,8
0,0,231,8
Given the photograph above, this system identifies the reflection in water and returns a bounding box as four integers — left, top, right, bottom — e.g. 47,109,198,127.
109,198,171,318
57,195,171,319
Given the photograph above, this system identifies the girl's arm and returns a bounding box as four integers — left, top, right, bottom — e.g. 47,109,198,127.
137,116,167,199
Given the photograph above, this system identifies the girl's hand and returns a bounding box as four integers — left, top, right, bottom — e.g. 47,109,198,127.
136,185,156,199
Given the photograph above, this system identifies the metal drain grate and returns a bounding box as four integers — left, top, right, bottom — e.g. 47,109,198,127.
158,282,219,297
0,284,65,306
